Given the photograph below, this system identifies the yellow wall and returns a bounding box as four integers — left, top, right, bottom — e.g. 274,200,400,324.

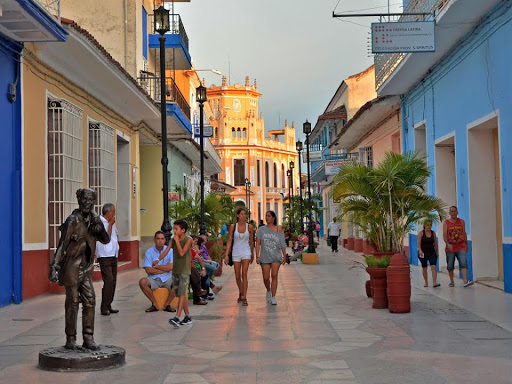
140,145,163,237
22,48,140,245
346,66,377,119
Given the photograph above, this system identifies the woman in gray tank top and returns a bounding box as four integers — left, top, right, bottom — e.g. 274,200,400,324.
256,211,287,305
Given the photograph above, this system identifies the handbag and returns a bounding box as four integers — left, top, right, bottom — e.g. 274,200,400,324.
227,224,234,266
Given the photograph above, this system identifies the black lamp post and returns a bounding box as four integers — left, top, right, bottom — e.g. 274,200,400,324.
289,160,295,232
303,120,315,253
245,177,251,220
196,84,207,236
286,169,292,230
155,6,171,242
296,140,304,232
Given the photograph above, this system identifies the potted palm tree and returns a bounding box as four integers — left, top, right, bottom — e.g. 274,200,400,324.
332,152,446,312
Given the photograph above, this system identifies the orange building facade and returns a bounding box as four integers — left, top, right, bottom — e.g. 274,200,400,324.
209,76,299,225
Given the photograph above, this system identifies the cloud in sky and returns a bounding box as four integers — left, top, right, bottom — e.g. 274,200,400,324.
175,0,402,139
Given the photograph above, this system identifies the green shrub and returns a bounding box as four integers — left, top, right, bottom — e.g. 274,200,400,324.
364,255,391,268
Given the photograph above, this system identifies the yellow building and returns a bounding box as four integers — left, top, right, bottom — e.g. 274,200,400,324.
209,76,299,225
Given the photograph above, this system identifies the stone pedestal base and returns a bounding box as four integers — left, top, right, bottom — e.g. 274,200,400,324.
38,345,125,372
302,253,319,264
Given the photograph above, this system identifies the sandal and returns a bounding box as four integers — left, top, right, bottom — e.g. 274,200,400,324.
237,293,243,303
433,283,441,288
145,305,158,313
424,284,428,287
242,298,248,306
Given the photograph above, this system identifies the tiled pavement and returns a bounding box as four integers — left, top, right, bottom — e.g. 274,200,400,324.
1,244,512,383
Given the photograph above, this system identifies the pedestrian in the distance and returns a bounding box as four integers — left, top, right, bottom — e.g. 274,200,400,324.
315,221,321,240
256,211,287,305
96,203,120,316
417,220,440,288
224,208,254,306
443,206,473,287
327,217,340,252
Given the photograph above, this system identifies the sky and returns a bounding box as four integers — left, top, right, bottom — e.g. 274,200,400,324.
174,0,402,140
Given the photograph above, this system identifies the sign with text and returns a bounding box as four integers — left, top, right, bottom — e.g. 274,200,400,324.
325,160,345,176
168,192,180,202
193,125,213,138
371,21,435,53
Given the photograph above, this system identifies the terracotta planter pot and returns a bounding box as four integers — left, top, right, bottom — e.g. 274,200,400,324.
365,280,372,298
372,251,395,259
215,262,223,277
366,267,388,309
387,252,411,313
347,237,355,250
363,241,376,254
354,238,363,252
343,239,348,248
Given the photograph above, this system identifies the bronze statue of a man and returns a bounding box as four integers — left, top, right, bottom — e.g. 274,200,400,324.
49,188,110,350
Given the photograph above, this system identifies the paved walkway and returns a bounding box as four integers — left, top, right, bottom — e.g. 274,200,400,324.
1,244,512,383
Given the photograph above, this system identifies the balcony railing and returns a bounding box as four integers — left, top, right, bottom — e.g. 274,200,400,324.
35,0,61,22
149,14,189,51
138,75,191,120
375,0,449,90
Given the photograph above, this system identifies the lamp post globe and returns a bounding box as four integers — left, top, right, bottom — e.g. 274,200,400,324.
196,84,207,235
296,140,304,232
154,6,170,35
303,120,315,253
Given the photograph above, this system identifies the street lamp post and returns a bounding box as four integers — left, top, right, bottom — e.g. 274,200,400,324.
289,161,295,232
245,178,251,220
286,169,292,230
296,140,304,232
303,120,315,253
155,6,171,242
196,84,207,236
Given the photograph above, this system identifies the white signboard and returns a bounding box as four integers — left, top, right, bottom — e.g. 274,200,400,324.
194,125,213,138
325,160,344,176
371,21,435,53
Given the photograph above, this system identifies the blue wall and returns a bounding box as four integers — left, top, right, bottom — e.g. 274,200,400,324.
0,36,22,306
402,2,512,291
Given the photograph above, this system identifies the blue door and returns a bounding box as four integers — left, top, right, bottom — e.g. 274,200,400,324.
0,36,22,306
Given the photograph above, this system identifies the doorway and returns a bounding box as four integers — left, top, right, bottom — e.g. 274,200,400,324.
435,134,456,269
468,116,502,283
116,135,131,240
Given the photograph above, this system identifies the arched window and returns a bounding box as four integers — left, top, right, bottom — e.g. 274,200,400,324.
233,159,245,186
232,127,235,138
242,128,247,138
273,163,277,188
237,127,241,138
281,164,285,188
265,161,270,187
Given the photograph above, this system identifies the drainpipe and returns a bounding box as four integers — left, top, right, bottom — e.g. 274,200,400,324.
124,0,128,69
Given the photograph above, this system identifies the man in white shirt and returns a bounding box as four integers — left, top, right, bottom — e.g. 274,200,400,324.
327,217,341,253
96,203,120,316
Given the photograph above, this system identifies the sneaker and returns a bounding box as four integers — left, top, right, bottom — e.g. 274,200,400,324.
180,315,193,326
463,280,474,288
169,316,180,328
266,291,271,303
449,282,455,287
271,297,277,305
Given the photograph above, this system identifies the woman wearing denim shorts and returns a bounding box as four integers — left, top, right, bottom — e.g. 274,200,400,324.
417,220,439,288
443,206,473,287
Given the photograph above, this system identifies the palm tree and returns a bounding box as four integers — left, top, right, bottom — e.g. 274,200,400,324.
332,152,447,253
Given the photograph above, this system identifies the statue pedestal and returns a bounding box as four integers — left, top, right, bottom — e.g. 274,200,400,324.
38,345,125,372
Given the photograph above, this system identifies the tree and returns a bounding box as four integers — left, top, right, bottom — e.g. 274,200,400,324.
283,194,321,235
331,152,447,253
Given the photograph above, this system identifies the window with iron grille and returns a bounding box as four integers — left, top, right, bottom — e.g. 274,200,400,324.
257,160,261,186
265,161,270,187
47,97,83,253
88,121,115,214
234,159,245,186
273,163,277,188
358,146,373,168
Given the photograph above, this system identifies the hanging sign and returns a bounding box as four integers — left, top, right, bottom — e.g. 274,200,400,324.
371,21,435,53
325,160,345,176
193,125,214,138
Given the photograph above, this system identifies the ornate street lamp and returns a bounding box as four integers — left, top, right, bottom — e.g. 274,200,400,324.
196,84,207,235
289,160,295,232
244,177,251,221
155,6,171,242
286,169,292,230
296,140,304,232
303,120,315,253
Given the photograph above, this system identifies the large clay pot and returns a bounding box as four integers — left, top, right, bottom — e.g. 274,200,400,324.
372,251,395,259
387,252,411,313
347,237,355,250
343,239,348,248
363,241,376,254
365,280,372,298
354,238,363,252
366,267,388,309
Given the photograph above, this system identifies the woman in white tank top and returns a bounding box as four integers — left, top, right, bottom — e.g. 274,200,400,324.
224,208,254,306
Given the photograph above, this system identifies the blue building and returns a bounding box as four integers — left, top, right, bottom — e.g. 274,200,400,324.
375,0,511,291
0,0,65,306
